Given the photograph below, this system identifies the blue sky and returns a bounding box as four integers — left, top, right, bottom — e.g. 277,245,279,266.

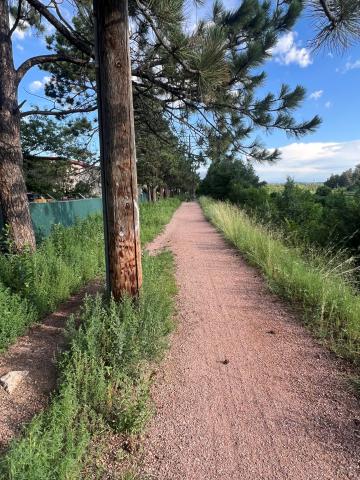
11,1,360,183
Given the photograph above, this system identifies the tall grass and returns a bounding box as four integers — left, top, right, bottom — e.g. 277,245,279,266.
0,198,181,352
0,214,104,352
0,198,180,479
140,198,180,244
0,253,176,479
200,197,360,364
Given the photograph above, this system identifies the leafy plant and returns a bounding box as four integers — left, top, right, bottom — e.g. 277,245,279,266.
0,223,177,479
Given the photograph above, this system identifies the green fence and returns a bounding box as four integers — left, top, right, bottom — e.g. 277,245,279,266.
30,198,103,239
0,191,151,242
0,198,103,241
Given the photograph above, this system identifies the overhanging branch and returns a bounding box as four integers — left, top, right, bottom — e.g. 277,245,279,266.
25,0,93,57
20,105,97,118
17,54,90,83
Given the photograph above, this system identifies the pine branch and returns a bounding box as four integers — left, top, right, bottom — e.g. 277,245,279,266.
318,0,338,26
9,0,23,36
20,105,97,118
25,0,93,56
17,54,90,83
135,0,200,76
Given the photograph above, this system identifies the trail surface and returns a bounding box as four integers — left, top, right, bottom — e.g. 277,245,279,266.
141,202,360,480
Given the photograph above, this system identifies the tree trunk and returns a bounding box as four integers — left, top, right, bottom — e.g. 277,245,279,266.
0,0,36,252
94,0,142,299
152,185,157,202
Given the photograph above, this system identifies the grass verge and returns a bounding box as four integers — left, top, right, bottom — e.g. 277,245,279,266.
0,198,180,352
200,197,360,365
0,198,180,479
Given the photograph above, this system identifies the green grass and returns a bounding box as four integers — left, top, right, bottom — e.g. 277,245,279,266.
140,198,180,244
0,214,104,352
0,198,180,479
200,197,360,365
0,198,181,353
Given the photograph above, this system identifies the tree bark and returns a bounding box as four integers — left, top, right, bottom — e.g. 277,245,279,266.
94,0,142,299
0,0,36,252
152,185,158,202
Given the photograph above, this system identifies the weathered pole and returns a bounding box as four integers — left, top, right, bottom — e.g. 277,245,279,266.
94,0,142,299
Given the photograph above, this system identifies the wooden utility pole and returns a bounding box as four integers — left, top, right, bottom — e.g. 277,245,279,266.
94,0,142,299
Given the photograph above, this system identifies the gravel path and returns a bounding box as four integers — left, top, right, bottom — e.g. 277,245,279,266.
141,201,360,480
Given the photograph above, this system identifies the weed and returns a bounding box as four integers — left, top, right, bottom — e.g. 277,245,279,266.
0,199,179,479
0,198,181,352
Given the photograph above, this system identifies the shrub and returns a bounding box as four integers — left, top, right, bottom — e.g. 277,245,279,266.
0,284,36,352
0,198,180,478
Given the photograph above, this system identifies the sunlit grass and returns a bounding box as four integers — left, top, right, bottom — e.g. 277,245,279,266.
200,197,360,364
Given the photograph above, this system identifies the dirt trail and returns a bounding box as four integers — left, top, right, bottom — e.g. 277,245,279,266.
141,202,360,480
0,280,101,450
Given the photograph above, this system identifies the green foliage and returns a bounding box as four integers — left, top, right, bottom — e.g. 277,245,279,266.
200,197,360,364
0,199,180,352
201,168,360,254
199,158,264,200
135,99,200,194
324,164,360,190
0,208,178,479
27,0,319,168
0,284,36,353
0,215,104,318
309,0,360,51
21,116,97,197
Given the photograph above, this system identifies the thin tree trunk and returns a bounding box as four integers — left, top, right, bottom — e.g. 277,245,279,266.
152,185,158,202
94,0,142,299
0,0,36,252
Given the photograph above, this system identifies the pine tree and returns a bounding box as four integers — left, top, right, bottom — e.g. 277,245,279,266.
0,0,320,253
308,0,360,50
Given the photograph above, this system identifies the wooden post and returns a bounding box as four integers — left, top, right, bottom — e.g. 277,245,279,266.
94,0,142,299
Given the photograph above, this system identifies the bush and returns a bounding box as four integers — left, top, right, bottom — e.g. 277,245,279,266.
0,198,180,478
0,284,36,352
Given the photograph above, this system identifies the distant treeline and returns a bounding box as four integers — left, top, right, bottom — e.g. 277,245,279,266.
324,165,360,190
199,160,360,255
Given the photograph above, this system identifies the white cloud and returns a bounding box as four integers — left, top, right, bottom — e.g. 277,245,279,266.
270,32,312,68
325,101,332,108
9,14,31,40
16,44,24,51
344,59,360,72
255,140,360,182
309,90,323,100
29,76,51,93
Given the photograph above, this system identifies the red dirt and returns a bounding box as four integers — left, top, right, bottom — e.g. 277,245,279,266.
141,202,360,480
0,280,102,450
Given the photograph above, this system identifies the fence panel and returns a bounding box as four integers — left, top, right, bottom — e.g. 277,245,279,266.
30,198,103,239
